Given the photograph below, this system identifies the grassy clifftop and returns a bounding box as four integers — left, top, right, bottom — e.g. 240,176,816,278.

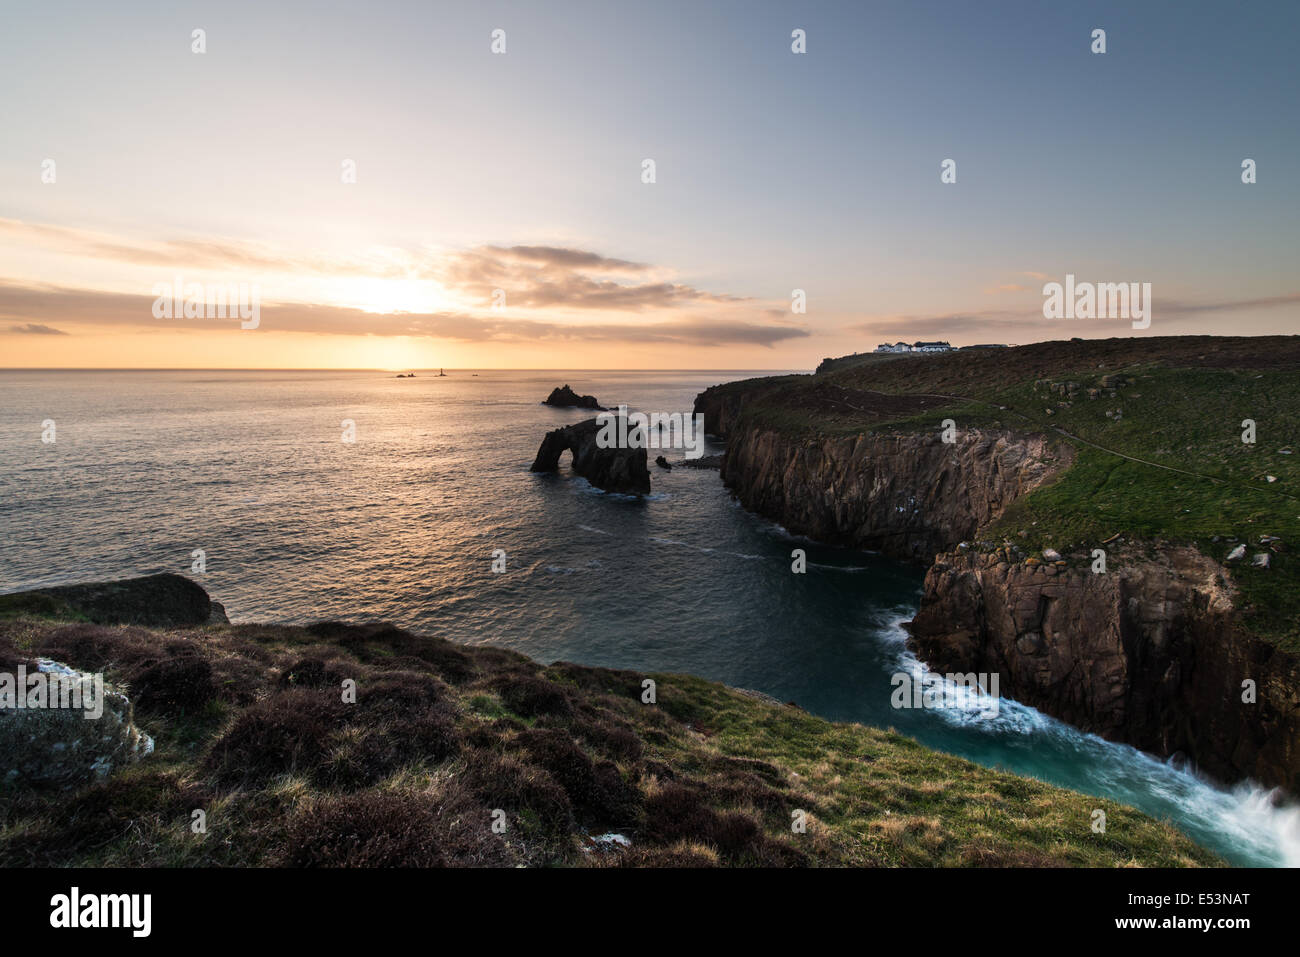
707,336,1300,650
0,606,1216,867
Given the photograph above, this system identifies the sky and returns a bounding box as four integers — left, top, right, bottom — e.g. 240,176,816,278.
0,0,1296,369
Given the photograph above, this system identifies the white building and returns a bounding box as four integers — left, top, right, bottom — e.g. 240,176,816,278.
912,340,952,353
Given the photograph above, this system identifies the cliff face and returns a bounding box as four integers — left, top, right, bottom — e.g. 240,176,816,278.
720,426,1071,561
693,384,754,440
908,548,1300,792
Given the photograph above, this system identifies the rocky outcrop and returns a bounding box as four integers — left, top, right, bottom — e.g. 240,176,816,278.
678,454,724,470
720,427,1071,561
1,573,229,627
543,385,606,411
694,383,768,439
1,659,154,788
531,417,650,494
908,547,1300,791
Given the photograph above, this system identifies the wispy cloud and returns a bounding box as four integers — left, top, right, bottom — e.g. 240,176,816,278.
850,292,1300,339
438,244,745,310
0,281,806,347
6,322,68,335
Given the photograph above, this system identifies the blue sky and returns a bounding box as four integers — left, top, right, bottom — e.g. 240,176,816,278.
1,0,1296,367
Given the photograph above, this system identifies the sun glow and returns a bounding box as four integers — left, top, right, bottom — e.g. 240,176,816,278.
321,276,458,316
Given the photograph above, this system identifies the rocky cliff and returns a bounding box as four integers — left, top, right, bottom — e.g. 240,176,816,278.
908,546,1300,792
720,426,1071,561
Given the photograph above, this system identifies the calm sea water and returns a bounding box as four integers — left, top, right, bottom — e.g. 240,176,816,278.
1,369,1296,866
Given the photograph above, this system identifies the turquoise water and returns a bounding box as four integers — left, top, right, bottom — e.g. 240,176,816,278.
0,369,1296,866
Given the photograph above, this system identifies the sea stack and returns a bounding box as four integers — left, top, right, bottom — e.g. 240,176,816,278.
543,385,606,411
531,416,649,494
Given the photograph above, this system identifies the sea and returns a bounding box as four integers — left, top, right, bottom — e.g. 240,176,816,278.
1,368,1296,866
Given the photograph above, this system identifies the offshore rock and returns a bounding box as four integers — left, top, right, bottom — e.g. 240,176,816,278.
543,385,606,411
531,417,650,495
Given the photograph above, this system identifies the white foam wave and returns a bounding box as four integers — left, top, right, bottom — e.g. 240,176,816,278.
874,612,1300,867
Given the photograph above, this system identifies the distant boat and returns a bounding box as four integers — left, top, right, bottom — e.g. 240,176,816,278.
439,368,447,376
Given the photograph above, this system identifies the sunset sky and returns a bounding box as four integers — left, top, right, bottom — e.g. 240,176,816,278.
1,0,1296,369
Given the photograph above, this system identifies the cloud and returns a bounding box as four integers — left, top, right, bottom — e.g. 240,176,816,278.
0,219,754,314
0,281,806,347
849,291,1299,340
439,245,745,311
1157,293,1300,315
0,218,328,273
484,246,648,272
6,322,68,335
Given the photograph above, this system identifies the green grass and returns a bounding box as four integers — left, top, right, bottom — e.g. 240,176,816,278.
648,672,1217,866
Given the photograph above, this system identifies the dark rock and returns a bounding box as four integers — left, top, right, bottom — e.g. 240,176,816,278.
531,416,650,495
543,385,606,411
677,454,724,470
654,455,672,471
2,574,223,628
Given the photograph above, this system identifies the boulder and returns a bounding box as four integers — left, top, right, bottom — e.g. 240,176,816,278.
0,659,153,789
1,573,226,627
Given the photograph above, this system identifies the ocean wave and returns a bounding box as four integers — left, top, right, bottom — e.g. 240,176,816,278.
872,612,1300,867
648,536,765,560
